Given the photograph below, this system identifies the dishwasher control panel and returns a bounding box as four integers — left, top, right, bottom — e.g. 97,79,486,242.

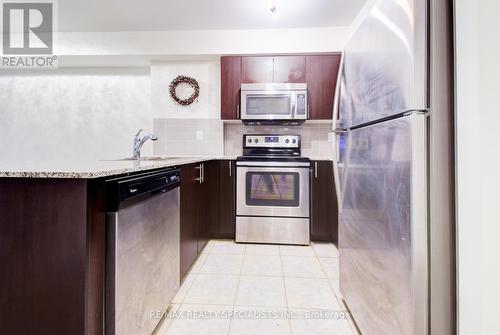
106,168,181,211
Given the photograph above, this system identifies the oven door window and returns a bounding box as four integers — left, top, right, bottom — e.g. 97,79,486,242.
246,94,292,116
246,172,300,207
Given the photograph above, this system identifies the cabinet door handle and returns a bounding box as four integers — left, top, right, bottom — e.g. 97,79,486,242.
200,163,204,183
195,164,203,183
229,161,232,177
314,162,318,179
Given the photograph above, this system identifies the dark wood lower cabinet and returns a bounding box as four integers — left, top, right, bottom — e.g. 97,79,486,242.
180,164,200,281
198,161,219,253
180,160,235,281
0,178,105,335
217,160,236,239
311,160,339,242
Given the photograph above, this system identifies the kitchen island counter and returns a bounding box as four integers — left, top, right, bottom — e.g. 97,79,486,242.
0,156,238,179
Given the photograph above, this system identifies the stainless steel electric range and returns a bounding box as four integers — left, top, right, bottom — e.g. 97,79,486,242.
235,134,310,245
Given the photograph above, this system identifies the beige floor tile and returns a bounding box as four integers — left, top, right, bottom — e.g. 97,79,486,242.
241,255,282,276
156,304,181,335
201,240,216,254
199,254,244,275
284,277,341,310
235,275,287,307
245,244,280,256
318,257,339,279
281,256,325,278
211,241,247,255
312,243,339,258
165,304,232,335
172,274,197,304
184,274,239,305
279,245,316,257
188,253,208,273
329,279,342,299
230,306,291,335
289,308,353,335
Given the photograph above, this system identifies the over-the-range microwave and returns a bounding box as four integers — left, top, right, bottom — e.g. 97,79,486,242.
240,83,308,125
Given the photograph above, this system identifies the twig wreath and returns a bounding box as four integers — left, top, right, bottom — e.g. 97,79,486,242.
169,75,200,106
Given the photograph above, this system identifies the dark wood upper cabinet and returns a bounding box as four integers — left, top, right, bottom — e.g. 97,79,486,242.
306,54,342,120
221,56,242,120
221,53,341,120
273,56,306,83
242,56,273,83
217,160,236,239
311,160,339,242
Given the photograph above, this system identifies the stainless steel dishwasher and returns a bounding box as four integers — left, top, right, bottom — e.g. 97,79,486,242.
105,168,181,335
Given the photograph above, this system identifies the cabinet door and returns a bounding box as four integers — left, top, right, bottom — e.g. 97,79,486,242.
311,161,339,242
197,161,220,252
221,56,242,120
180,164,199,281
242,56,274,83
306,54,342,120
273,56,306,83
218,160,236,238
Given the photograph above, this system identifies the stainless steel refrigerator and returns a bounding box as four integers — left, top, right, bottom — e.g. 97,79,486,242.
334,0,455,334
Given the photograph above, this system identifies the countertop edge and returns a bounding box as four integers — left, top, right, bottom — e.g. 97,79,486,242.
0,157,237,179
0,155,333,179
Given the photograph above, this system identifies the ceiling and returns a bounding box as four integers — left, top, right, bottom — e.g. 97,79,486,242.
58,0,366,32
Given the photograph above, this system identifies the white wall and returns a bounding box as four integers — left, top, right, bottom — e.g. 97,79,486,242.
455,0,500,334
55,27,349,57
0,68,152,164
150,60,223,156
151,61,220,119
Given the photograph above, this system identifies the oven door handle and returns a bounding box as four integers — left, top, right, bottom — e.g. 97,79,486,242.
236,167,311,174
236,161,310,168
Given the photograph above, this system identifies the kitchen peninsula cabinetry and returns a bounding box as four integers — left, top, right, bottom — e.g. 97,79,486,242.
0,179,105,335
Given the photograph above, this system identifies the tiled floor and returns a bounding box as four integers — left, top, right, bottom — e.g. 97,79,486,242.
158,240,357,335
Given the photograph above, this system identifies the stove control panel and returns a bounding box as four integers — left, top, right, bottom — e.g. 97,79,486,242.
243,135,300,148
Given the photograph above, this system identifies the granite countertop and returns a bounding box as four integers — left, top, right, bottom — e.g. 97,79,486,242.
0,155,332,179
0,156,238,179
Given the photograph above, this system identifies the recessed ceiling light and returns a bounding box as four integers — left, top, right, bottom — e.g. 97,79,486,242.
269,1,280,19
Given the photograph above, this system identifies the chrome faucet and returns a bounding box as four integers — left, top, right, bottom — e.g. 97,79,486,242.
132,129,158,159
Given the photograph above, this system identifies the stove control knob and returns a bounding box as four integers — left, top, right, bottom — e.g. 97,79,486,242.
285,139,290,144
248,139,252,143
255,139,259,143
292,139,297,144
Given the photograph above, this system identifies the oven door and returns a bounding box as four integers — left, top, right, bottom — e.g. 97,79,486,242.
236,164,310,218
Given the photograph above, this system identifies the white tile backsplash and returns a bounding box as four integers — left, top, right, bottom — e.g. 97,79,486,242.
223,122,334,158
153,118,224,156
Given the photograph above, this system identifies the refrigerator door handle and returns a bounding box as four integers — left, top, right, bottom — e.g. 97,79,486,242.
332,128,349,134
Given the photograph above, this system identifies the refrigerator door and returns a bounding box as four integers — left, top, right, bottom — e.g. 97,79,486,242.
339,0,427,129
339,113,428,335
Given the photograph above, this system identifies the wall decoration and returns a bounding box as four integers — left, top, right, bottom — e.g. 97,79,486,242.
169,75,200,106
